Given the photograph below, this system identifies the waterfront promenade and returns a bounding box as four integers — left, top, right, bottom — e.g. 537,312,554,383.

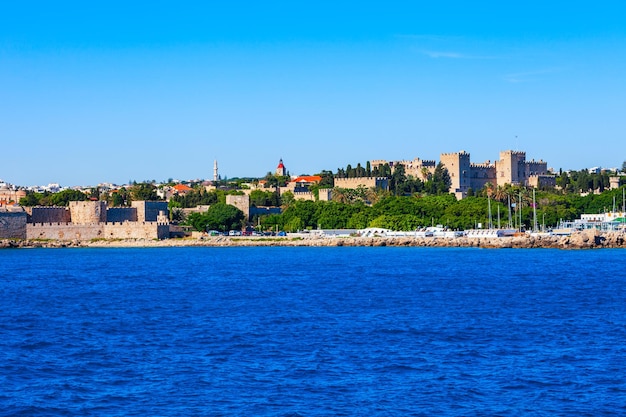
2,230,625,249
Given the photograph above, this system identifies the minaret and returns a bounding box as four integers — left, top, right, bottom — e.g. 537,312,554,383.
213,160,218,182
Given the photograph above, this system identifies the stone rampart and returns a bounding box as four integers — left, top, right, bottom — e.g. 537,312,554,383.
103,222,170,240
27,223,104,240
334,177,388,190
0,211,27,239
26,222,169,240
69,201,107,224
289,190,332,201
225,195,250,218
293,191,315,201
318,189,332,201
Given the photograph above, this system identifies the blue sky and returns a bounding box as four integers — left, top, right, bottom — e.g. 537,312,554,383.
2,2,626,186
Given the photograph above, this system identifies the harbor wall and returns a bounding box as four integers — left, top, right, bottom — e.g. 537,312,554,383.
26,222,170,240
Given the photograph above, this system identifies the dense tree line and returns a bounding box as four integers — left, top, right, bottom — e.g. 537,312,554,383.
19,189,88,206
556,170,613,193
185,203,245,232
262,185,626,232
169,188,220,208
333,161,452,196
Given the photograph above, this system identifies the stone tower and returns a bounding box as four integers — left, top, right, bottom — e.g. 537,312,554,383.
276,158,286,176
440,151,471,198
213,160,218,182
69,201,107,224
496,150,526,186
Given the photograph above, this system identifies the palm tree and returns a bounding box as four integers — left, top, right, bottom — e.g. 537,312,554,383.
483,182,496,199
332,187,349,204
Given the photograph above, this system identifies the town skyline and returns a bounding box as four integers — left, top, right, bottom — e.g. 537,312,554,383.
2,148,622,192
2,3,625,185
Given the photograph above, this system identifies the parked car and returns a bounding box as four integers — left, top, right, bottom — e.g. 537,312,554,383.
228,230,242,236
207,230,221,236
276,231,287,236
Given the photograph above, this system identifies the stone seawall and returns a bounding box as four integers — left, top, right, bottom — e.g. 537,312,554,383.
25,222,169,240
3,230,625,249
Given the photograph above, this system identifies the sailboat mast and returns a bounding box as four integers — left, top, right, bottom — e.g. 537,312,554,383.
533,189,538,232
488,196,492,229
508,195,512,228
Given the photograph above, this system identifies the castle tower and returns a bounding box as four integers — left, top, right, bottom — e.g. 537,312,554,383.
69,201,107,224
276,158,286,177
496,150,526,186
440,151,471,198
213,160,218,182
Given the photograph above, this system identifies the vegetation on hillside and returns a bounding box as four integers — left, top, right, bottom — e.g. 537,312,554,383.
15,162,626,234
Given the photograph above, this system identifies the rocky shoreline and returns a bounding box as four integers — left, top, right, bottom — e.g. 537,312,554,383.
2,230,625,249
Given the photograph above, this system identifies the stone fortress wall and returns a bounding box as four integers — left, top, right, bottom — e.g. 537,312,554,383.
1,200,170,240
225,195,251,219
69,201,107,224
26,221,170,240
334,177,389,190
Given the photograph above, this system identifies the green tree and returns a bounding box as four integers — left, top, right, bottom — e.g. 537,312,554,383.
425,163,451,195
205,203,245,232
50,189,89,206
315,170,335,188
19,192,44,206
185,203,245,232
390,164,407,195
280,191,296,208
130,183,159,201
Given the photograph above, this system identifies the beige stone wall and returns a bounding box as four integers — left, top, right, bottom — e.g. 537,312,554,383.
318,188,332,201
496,150,526,186
528,175,557,188
26,222,169,240
292,191,315,201
334,177,388,190
27,223,104,240
440,151,471,196
469,164,496,191
104,222,169,240
69,201,107,224
226,195,250,218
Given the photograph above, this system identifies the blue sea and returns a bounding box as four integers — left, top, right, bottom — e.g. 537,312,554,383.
1,246,625,416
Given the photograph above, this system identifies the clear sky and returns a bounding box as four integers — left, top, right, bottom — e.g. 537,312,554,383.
2,2,625,186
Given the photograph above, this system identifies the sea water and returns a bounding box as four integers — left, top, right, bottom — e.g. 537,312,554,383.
1,246,625,416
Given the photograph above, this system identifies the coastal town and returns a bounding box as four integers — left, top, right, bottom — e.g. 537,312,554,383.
2,148,626,249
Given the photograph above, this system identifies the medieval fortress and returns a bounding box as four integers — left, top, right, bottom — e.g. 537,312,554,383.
0,200,169,240
336,150,554,199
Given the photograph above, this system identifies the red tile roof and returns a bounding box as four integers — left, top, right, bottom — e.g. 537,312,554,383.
173,184,193,192
292,175,322,183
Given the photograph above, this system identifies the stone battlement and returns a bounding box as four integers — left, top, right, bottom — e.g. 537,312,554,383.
441,150,470,157
470,162,494,169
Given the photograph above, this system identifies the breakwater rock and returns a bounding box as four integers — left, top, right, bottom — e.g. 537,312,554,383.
3,230,626,249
